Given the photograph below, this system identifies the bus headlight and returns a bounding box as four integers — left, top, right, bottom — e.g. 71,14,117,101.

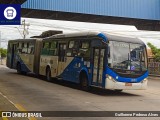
144,78,147,81
106,74,116,82
141,78,148,83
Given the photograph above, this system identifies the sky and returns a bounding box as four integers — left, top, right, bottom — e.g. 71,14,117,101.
0,17,160,49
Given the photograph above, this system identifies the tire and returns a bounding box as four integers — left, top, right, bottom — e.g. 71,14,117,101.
80,73,90,91
114,89,123,92
17,63,22,74
17,63,27,75
46,68,52,82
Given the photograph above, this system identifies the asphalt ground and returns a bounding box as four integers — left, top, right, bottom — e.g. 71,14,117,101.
0,65,160,120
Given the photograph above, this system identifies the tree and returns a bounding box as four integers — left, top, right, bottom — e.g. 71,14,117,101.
0,48,7,58
147,42,160,62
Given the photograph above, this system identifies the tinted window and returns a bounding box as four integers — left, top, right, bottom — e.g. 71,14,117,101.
41,42,57,55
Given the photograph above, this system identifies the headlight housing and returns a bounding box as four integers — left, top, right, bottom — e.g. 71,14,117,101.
141,78,148,83
106,74,116,82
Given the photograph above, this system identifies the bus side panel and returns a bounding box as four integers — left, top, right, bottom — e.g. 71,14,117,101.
58,57,74,80
28,54,34,72
60,57,92,84
34,40,42,75
60,57,81,83
39,56,59,77
57,57,74,76
18,54,31,72
17,54,34,73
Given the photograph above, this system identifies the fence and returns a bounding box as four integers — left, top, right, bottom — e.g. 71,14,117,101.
148,62,160,75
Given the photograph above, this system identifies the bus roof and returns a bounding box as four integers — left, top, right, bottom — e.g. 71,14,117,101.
8,39,37,42
44,31,145,45
8,32,144,45
105,32,145,45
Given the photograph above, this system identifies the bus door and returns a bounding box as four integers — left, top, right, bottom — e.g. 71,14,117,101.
58,43,67,75
11,44,17,68
92,48,105,86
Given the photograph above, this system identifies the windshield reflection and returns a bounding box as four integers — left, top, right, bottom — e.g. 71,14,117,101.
111,41,147,72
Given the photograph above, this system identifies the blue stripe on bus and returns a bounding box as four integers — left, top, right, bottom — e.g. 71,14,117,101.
16,54,31,73
59,57,92,85
106,67,148,83
97,33,108,42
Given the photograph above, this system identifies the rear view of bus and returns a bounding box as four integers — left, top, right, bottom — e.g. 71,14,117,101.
105,33,148,90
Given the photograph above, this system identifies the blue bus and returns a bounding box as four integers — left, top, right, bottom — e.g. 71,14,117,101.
7,32,148,91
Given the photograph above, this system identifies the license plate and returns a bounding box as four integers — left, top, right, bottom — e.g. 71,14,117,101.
125,83,132,86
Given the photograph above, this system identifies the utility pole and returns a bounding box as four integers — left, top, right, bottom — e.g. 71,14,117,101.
21,20,30,39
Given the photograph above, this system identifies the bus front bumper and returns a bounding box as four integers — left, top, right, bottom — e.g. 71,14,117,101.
105,78,148,90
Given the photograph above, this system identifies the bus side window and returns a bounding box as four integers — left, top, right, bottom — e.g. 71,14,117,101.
69,41,74,49
49,41,57,56
67,41,73,57
78,41,90,60
73,41,79,56
28,42,35,54
17,42,22,54
66,40,79,57
41,42,50,55
22,43,28,54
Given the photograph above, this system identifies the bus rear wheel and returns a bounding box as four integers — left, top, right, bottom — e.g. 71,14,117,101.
46,68,52,82
17,63,26,75
17,63,22,74
80,73,90,91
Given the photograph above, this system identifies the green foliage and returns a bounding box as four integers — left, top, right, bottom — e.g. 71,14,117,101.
0,48,7,58
147,42,160,62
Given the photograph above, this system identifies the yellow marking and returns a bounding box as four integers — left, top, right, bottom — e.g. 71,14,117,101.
15,104,37,120
15,104,27,112
2,117,9,120
0,92,37,120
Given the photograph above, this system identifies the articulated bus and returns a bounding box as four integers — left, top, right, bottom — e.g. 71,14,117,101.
6,39,42,75
7,32,148,91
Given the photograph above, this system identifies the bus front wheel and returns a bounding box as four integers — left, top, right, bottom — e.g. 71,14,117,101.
80,73,90,91
46,68,52,82
114,89,123,92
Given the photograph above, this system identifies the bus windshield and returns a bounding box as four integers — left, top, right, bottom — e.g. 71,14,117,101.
109,41,147,77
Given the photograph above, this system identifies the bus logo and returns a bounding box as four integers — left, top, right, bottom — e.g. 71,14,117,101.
131,66,135,70
4,7,17,20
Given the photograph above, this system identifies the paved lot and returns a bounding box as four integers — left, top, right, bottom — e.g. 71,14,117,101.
0,65,160,120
